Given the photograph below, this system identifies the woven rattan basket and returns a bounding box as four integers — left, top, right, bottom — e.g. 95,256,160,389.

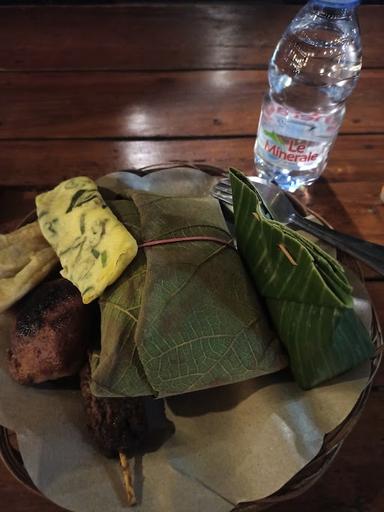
0,163,382,512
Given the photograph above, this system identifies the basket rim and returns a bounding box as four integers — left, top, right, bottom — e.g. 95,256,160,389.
1,162,382,511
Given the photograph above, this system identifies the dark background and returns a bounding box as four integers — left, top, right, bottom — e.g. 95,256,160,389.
0,0,382,5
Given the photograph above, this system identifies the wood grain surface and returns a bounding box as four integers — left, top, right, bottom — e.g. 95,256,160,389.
0,4,382,70
0,2,383,512
0,70,382,138
0,135,382,187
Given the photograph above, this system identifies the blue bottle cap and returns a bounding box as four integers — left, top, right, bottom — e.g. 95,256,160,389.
311,0,360,7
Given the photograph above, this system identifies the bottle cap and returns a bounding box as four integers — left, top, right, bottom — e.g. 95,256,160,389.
311,0,360,7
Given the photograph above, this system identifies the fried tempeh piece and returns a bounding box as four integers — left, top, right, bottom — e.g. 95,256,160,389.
8,279,91,384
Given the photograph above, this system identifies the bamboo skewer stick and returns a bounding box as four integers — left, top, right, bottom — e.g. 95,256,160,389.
278,243,298,266
119,452,136,506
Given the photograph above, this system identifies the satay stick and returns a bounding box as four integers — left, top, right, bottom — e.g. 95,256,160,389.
119,452,136,506
278,243,298,266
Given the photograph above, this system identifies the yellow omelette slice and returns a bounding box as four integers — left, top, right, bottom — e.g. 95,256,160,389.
36,176,138,304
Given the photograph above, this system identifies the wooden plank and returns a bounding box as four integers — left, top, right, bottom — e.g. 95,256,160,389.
0,187,39,233
324,135,384,183
0,70,382,139
0,135,382,187
295,180,384,245
0,4,382,71
1,139,256,188
366,281,384,387
367,282,384,324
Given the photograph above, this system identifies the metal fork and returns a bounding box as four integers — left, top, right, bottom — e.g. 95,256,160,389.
211,177,384,276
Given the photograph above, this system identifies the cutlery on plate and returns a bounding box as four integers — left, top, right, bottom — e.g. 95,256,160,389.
211,176,384,276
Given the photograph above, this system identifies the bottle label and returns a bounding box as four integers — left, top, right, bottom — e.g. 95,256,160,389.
256,97,345,171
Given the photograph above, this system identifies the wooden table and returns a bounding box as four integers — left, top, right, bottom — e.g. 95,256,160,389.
0,3,383,511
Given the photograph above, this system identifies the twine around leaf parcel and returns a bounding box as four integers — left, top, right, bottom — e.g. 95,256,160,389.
138,235,235,249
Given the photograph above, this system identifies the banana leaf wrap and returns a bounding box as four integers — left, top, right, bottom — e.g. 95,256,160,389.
229,169,374,390
89,191,287,398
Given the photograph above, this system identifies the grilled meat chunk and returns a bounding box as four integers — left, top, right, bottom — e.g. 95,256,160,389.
8,278,91,384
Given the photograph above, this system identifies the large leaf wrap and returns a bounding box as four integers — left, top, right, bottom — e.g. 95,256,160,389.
230,169,374,389
90,191,287,398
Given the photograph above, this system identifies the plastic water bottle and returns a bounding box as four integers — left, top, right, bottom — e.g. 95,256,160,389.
254,0,362,191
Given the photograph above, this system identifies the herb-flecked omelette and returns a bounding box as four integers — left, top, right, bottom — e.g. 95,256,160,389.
36,177,138,303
